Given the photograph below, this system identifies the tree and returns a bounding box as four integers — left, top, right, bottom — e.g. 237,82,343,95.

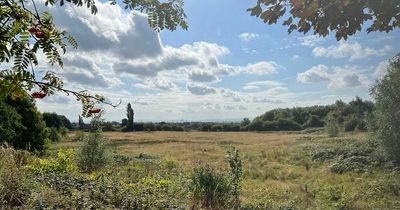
371,54,400,164
248,0,400,40
42,112,72,130
0,0,187,116
241,118,251,127
0,93,48,153
126,103,134,131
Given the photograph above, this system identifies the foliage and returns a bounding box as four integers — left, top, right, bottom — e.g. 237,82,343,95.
252,97,373,132
126,103,134,131
191,166,233,209
325,112,340,137
26,149,77,174
247,0,400,40
306,138,388,173
0,93,49,153
77,116,111,172
227,146,242,209
0,146,30,207
48,126,61,142
371,54,400,165
0,0,187,115
42,112,72,130
72,130,85,142
77,131,110,172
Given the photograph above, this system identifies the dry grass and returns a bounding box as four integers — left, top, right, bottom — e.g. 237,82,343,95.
54,131,400,209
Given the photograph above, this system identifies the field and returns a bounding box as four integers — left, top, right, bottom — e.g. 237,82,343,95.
51,131,400,209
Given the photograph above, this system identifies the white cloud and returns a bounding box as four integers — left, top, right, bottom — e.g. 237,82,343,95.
299,35,324,47
242,80,284,91
297,65,370,89
312,42,392,61
134,78,176,91
328,66,370,89
243,61,280,75
239,33,260,42
297,65,331,83
187,83,217,95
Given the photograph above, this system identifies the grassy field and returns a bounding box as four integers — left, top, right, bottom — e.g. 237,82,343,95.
50,131,400,209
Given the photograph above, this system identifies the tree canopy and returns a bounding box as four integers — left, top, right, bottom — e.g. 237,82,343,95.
0,0,187,117
248,0,400,40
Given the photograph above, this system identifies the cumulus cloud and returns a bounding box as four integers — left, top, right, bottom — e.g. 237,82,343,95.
297,65,331,83
243,61,280,75
297,65,369,89
239,33,260,42
328,66,370,89
187,83,217,95
134,78,176,91
312,42,392,61
299,35,324,47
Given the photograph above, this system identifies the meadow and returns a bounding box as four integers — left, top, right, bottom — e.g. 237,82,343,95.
48,131,400,209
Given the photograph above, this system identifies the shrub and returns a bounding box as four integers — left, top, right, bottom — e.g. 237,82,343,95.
325,112,340,137
0,146,30,207
227,146,242,209
305,114,324,128
72,131,85,142
371,54,400,165
77,131,111,172
48,127,61,142
275,118,303,131
26,149,77,174
191,166,233,209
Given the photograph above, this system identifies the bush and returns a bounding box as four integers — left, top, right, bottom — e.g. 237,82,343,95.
275,118,303,131
77,131,111,172
325,112,340,137
191,166,233,209
26,149,77,174
72,131,85,142
0,146,30,207
48,127,61,142
371,54,400,165
305,114,324,128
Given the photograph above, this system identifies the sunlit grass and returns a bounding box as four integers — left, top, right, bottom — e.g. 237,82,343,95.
53,131,400,209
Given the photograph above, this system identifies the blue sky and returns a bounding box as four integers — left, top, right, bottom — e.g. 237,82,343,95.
31,0,399,122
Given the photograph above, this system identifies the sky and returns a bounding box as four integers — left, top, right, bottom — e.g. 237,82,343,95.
29,0,400,122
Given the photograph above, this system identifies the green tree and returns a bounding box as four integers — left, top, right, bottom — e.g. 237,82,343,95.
0,0,187,116
371,54,400,164
241,118,251,127
42,112,72,130
0,94,48,153
248,0,400,40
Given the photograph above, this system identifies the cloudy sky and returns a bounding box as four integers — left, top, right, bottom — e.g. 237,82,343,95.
32,0,399,122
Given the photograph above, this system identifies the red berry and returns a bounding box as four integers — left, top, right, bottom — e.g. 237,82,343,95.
35,30,44,39
28,27,37,33
31,92,46,99
88,108,101,114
